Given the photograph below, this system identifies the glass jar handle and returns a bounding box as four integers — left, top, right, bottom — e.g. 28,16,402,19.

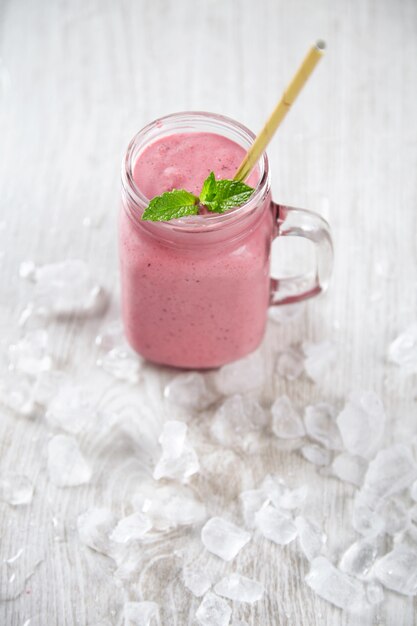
270,202,334,305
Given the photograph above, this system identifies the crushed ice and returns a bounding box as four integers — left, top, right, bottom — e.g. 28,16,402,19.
0,473,34,505
31,260,107,317
210,394,268,449
306,556,366,611
303,340,337,384
196,592,232,626
201,517,251,561
387,323,417,374
183,566,212,597
47,435,92,487
164,372,216,410
271,395,305,439
214,573,264,603
153,420,199,482
5,254,417,621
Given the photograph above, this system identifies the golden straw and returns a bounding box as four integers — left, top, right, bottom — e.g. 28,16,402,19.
234,40,326,182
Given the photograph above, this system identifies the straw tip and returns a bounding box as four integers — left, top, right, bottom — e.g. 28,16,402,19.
315,40,326,51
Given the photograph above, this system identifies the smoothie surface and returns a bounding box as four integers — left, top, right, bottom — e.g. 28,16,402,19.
133,132,258,200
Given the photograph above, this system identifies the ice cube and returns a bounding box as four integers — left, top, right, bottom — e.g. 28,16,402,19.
0,473,34,505
378,498,410,535
255,504,297,545
33,369,67,405
336,391,386,459
77,508,116,555
112,543,145,583
164,372,215,411
210,395,268,448
96,346,142,383
214,573,264,603
259,474,285,508
304,403,342,450
161,492,205,527
331,453,367,487
153,420,199,482
271,395,305,439
0,371,37,417
201,517,251,561
295,516,326,561
366,581,384,605
33,260,107,316
305,556,366,610
278,485,308,510
8,330,52,375
214,350,264,396
183,566,211,597
95,321,125,350
153,445,199,482
158,420,187,458
45,384,96,434
363,444,417,500
374,545,417,595
123,601,159,626
47,435,92,487
110,512,152,543
240,489,268,529
339,538,378,579
160,492,206,527
195,592,231,626
224,395,267,430
303,340,337,384
275,347,304,381
301,444,332,466
133,484,206,530
388,323,417,373
352,491,384,537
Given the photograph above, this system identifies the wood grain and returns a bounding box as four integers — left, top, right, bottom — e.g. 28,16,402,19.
1,0,417,624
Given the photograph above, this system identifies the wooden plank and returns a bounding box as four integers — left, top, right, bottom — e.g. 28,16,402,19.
0,0,417,624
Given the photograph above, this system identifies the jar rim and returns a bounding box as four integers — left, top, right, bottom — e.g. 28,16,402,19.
121,111,270,233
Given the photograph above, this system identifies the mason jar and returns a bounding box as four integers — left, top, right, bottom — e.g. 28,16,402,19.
120,111,333,369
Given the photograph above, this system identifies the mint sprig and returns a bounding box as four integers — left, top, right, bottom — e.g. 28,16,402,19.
141,172,254,222
141,189,199,222
200,173,254,214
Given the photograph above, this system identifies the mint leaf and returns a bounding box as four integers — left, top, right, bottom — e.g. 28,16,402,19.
141,172,255,221
199,171,217,204
200,173,254,213
142,189,199,221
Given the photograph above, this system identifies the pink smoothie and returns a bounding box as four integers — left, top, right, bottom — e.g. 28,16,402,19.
119,132,274,368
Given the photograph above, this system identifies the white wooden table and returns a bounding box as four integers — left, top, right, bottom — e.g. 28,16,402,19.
1,0,417,624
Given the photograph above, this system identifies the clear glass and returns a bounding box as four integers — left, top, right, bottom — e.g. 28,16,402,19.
120,111,333,369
